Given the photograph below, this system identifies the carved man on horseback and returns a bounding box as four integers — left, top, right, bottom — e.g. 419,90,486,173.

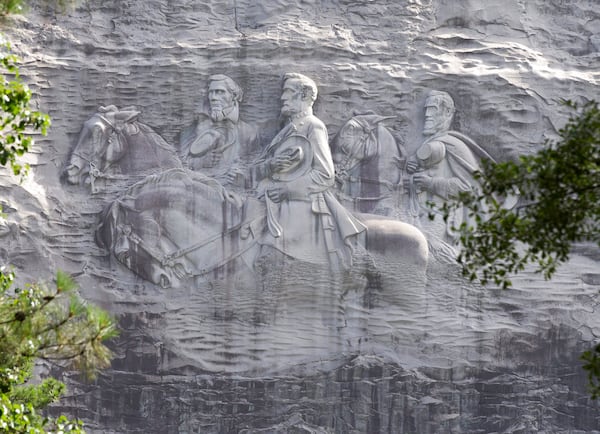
252,73,366,269
180,74,259,188
403,90,492,260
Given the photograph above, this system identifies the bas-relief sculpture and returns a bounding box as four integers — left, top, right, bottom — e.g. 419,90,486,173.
20,0,596,429
330,91,491,261
253,73,366,269
402,91,492,260
65,105,182,193
67,74,493,372
331,113,406,216
179,74,259,189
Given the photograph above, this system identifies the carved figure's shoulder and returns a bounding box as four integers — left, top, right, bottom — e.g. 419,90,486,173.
306,115,328,134
445,130,494,164
432,132,473,157
238,119,258,136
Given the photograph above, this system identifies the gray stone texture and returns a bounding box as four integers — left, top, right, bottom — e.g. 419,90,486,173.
1,0,600,432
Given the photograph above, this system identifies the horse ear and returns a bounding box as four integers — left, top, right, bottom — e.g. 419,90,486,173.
352,113,395,132
371,115,396,125
98,105,119,113
115,110,141,123
352,109,376,117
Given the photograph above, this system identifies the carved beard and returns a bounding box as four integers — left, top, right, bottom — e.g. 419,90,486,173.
210,104,238,123
210,109,227,122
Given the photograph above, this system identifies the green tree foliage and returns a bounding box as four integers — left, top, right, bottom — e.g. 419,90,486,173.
0,269,117,432
444,101,599,288
0,0,78,17
0,0,24,16
442,101,600,397
0,38,50,176
0,42,117,432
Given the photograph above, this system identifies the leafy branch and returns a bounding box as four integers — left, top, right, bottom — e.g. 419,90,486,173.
0,37,50,176
0,268,117,432
441,100,600,289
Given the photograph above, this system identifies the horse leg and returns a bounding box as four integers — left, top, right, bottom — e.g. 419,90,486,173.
359,213,428,267
357,213,429,346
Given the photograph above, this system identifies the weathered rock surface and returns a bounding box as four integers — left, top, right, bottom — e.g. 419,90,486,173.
1,0,600,432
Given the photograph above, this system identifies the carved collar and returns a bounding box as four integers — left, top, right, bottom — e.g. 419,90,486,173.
289,108,313,125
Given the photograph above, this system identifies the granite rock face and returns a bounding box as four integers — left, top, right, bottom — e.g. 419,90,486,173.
2,0,600,432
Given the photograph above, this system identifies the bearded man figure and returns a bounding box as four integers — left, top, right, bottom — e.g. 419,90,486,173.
252,73,366,269
180,74,259,186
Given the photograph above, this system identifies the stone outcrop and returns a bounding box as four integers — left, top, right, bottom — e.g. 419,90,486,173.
1,0,599,432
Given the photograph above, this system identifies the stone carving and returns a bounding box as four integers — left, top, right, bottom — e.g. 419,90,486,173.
402,91,493,260
93,73,429,290
12,1,600,431
65,105,182,193
253,73,367,269
60,74,430,374
179,74,259,188
332,113,406,215
95,168,260,288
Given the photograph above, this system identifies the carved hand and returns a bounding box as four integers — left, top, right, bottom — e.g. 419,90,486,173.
270,154,297,173
405,160,420,174
223,167,245,185
267,186,289,203
335,170,348,185
411,173,433,191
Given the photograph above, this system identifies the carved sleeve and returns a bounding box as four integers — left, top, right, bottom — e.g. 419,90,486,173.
424,137,477,199
284,120,335,199
429,176,471,199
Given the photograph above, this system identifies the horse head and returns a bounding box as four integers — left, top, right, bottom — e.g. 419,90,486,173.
65,105,141,187
332,113,397,178
332,113,406,214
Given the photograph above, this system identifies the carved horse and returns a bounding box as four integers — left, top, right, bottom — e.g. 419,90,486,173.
95,168,256,288
332,113,407,216
95,168,428,289
329,113,429,290
65,105,182,193
95,125,428,289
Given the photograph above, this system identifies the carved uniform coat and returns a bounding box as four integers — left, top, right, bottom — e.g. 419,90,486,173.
409,130,480,242
180,113,259,183
257,114,366,268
